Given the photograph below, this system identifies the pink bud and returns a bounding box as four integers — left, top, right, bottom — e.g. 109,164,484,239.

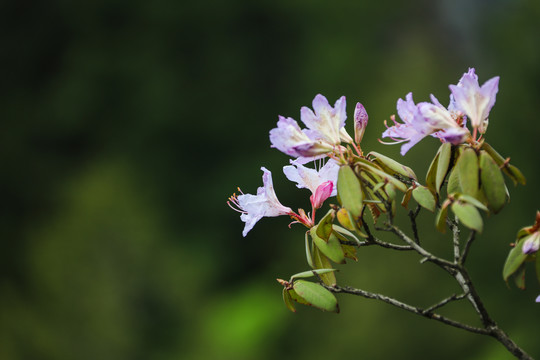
310,181,333,209
354,102,369,144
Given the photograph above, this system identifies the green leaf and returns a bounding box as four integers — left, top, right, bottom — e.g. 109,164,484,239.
426,151,439,192
283,288,296,312
292,280,339,313
456,147,479,198
368,151,417,181
506,164,526,186
342,244,358,261
503,238,528,281
312,246,337,286
481,142,526,185
456,194,489,212
337,165,364,219
513,266,526,290
311,227,345,264
451,201,483,232
412,186,436,212
290,268,337,281
435,203,448,233
446,167,461,195
436,143,452,193
305,232,314,268
401,187,413,208
336,208,355,232
316,209,335,241
479,151,507,213
332,224,366,241
288,288,310,306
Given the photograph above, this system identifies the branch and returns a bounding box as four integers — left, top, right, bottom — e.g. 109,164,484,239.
452,215,461,262
361,214,413,251
384,224,457,273
324,284,490,336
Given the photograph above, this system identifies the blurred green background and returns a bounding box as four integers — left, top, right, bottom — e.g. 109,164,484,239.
1,0,539,359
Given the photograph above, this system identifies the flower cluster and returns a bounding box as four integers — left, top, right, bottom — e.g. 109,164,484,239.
382,68,499,155
228,94,366,237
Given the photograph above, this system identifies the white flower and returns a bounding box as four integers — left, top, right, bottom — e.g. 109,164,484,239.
270,94,352,161
283,159,339,197
449,68,499,134
228,167,292,237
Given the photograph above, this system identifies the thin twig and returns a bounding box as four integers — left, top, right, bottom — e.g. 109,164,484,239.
422,293,468,314
460,231,476,265
384,224,457,273
408,206,421,244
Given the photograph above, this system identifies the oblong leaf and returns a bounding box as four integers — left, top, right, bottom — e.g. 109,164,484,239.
513,266,526,290
435,203,449,233
502,238,528,281
401,187,413,208
479,151,507,213
436,143,452,193
305,231,314,268
357,162,408,193
290,268,337,281
311,227,345,264
337,165,364,219
456,193,489,212
288,288,310,306
283,288,296,312
446,167,461,195
293,280,339,313
426,151,440,191
412,186,436,212
481,142,526,185
316,209,335,241
456,147,479,198
312,246,337,285
368,151,417,181
451,201,483,233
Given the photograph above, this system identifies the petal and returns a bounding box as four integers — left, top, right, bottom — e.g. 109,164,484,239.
480,76,499,121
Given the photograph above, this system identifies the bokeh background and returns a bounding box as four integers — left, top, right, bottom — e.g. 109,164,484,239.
1,0,539,359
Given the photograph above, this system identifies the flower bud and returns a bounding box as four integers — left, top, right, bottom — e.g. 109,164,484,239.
354,102,368,144
310,181,333,209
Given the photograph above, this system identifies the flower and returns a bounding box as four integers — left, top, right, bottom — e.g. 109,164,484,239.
382,93,470,155
522,231,540,254
536,295,540,303
270,94,352,161
282,159,339,197
449,68,499,134
269,116,334,159
228,167,293,237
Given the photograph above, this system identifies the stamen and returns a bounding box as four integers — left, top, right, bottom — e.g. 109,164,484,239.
378,138,407,145
227,193,246,213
